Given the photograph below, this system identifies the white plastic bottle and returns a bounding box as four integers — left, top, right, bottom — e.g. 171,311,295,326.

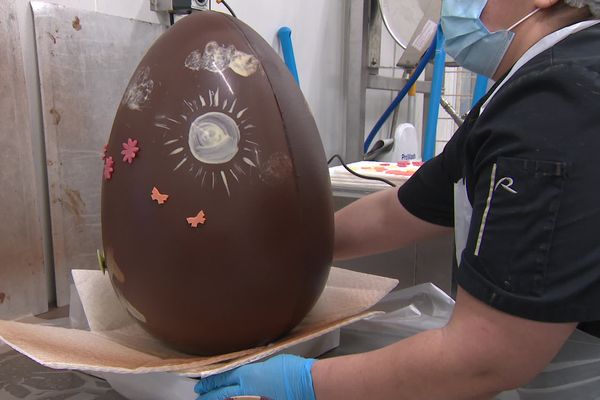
380,123,421,162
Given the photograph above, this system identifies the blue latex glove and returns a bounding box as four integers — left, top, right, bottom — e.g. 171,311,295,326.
195,354,316,400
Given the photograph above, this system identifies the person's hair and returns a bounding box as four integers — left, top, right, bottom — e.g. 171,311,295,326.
564,0,600,17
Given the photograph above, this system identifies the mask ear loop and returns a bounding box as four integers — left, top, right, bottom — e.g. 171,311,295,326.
508,8,541,31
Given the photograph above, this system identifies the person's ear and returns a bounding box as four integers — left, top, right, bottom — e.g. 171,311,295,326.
533,0,561,10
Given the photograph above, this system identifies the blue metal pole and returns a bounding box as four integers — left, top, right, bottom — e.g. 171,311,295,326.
422,26,446,161
471,75,489,107
277,27,300,85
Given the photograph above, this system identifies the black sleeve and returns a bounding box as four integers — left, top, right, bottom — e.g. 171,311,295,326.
457,62,600,323
397,155,454,227
397,120,467,227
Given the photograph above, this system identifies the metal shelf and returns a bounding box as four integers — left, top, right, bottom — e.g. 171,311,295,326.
367,75,432,92
343,0,433,163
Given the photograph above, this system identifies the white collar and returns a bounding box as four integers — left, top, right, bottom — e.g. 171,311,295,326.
481,20,600,112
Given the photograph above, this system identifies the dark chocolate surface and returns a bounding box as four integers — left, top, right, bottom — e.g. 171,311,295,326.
101,11,333,355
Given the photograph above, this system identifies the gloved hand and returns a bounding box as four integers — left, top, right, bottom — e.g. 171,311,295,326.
194,354,316,400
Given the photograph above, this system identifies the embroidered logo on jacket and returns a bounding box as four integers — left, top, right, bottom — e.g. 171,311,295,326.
495,177,518,194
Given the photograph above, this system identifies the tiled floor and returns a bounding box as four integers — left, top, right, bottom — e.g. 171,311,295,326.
0,307,126,400
0,346,126,400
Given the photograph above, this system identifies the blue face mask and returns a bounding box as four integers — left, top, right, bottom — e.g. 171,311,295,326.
441,0,539,78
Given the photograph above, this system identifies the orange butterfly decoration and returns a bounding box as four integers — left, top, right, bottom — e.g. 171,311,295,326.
187,210,207,228
151,187,169,205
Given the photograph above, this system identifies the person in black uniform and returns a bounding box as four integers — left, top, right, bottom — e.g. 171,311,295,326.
195,0,600,399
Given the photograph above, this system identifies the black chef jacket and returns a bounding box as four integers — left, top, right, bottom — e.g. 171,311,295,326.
398,22,600,336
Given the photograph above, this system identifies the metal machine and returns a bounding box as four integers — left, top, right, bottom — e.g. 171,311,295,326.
379,0,441,68
150,0,236,25
150,0,209,25
149,0,209,12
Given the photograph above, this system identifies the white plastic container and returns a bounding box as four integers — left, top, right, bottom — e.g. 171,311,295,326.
380,123,421,162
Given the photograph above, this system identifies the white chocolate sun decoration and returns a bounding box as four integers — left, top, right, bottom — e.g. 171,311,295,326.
188,112,240,164
154,88,260,197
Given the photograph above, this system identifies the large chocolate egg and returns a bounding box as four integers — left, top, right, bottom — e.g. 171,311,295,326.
101,11,334,355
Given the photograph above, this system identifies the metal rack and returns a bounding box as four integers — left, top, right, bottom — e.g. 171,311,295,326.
343,0,434,163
